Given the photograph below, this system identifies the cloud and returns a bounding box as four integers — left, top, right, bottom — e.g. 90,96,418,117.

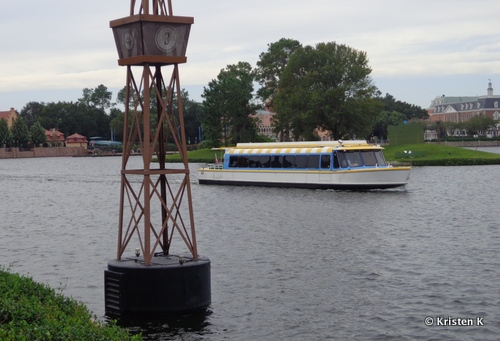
1,0,499,110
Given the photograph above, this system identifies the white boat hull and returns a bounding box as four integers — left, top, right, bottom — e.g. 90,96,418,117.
198,166,411,190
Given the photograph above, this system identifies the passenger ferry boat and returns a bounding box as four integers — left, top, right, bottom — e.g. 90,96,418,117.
197,140,411,190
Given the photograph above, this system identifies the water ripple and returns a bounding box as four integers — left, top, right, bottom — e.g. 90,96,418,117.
0,159,499,340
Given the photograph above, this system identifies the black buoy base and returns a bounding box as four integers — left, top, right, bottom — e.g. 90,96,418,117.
104,254,211,317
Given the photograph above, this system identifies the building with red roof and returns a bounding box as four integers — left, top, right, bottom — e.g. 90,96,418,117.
66,133,88,148
45,129,65,147
0,108,18,128
427,81,500,137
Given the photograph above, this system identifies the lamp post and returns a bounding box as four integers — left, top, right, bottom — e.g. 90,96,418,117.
436,120,441,143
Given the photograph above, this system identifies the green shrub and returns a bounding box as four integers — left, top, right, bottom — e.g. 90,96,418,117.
197,139,216,149
0,267,140,341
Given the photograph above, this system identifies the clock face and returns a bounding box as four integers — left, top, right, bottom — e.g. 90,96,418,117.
123,31,134,50
155,26,178,52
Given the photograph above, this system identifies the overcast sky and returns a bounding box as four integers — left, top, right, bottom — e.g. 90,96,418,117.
1,0,499,112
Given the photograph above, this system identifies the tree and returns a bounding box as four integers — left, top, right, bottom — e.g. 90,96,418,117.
174,89,202,144
39,101,110,140
0,118,11,147
79,84,113,112
16,85,116,142
255,38,302,106
372,111,406,140
115,86,200,144
20,101,45,127
116,86,126,107
78,105,111,138
116,86,142,109
11,116,30,148
30,121,47,147
201,62,257,146
440,121,463,137
274,42,381,140
378,93,428,120
38,101,70,133
109,108,124,141
465,115,497,136
117,84,160,140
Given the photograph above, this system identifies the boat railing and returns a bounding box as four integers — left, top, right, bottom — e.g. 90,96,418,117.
206,163,223,170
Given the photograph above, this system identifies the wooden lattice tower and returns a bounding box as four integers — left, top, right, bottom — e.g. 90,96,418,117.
111,0,196,265
106,0,209,317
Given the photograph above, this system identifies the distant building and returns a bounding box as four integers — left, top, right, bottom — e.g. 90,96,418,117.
45,129,65,147
427,81,500,137
250,108,335,141
0,108,18,128
88,137,122,151
315,127,334,141
424,130,438,140
250,109,279,141
66,133,88,148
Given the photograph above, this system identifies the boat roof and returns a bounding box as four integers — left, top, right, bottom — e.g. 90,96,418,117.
234,140,369,149
91,140,122,146
222,141,383,155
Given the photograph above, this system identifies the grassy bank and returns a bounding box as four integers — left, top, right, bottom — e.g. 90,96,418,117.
383,143,500,166
0,267,140,341
165,144,500,166
165,148,222,163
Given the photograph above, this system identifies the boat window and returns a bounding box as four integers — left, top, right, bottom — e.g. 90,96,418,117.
321,155,330,169
320,154,331,168
337,152,348,168
229,155,239,168
271,155,282,168
260,155,271,168
238,156,249,167
282,156,294,168
249,156,259,168
295,155,307,168
248,155,260,168
374,151,387,166
230,153,329,169
360,150,377,166
344,151,362,167
308,155,320,168
333,153,339,168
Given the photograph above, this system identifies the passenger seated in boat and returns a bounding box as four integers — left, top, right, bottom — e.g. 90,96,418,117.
262,156,271,168
271,156,282,168
282,156,293,168
336,152,349,168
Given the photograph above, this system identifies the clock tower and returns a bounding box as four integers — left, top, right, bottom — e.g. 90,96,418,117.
105,0,210,317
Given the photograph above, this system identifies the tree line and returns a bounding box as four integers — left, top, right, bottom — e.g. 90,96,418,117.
0,85,203,149
432,116,497,139
200,38,429,147
0,116,46,148
2,38,437,149
0,85,116,148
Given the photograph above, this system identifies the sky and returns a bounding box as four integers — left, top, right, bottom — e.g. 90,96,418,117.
1,0,500,112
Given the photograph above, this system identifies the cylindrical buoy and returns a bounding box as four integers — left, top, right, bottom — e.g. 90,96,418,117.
105,253,211,317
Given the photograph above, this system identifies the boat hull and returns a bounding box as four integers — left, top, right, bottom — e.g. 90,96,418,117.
197,167,411,190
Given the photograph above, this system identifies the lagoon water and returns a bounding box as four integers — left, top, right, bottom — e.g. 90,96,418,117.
465,146,500,154
1,155,499,340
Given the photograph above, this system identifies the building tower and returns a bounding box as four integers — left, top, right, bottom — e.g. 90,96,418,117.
487,80,493,96
104,0,210,317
